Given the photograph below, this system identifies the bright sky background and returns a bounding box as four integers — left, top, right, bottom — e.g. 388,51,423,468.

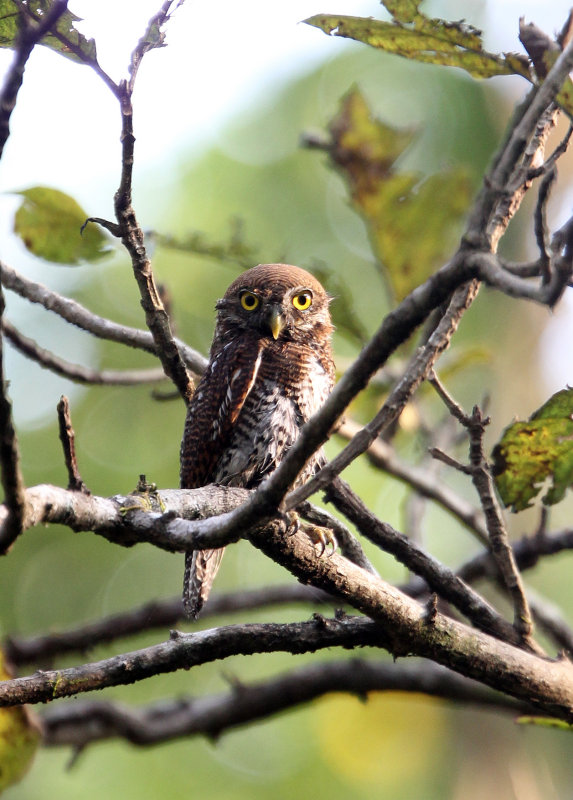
0,0,572,423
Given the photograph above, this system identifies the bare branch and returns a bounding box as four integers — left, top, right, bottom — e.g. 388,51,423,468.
325,479,538,652
0,0,70,159
5,585,333,667
41,660,532,748
104,4,193,404
56,396,89,494
336,418,488,543
0,261,208,375
286,281,480,510
430,376,534,647
2,319,168,386
3,536,573,719
0,285,26,554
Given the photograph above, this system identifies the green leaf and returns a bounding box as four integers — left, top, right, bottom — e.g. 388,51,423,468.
492,388,573,512
0,650,40,793
325,88,472,301
304,12,530,80
0,1,96,64
13,187,111,265
517,716,573,730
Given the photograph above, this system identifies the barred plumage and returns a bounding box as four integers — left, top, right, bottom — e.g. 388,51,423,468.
180,264,335,618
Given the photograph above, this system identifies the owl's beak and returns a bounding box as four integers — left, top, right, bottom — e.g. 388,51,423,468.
266,306,286,340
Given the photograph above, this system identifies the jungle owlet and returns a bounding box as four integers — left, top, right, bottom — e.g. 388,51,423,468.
180,263,335,618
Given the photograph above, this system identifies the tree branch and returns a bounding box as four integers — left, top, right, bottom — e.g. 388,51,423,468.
0,260,208,375
0,285,26,554
40,660,533,749
430,376,534,647
0,0,70,159
3,534,573,719
4,585,333,667
336,418,488,543
2,319,168,386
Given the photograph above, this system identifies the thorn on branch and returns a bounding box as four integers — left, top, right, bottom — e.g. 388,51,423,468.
57,396,89,494
82,217,121,238
428,447,472,475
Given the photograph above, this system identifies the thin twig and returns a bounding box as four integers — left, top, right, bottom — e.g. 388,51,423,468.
56,396,89,494
337,418,488,543
103,3,193,404
0,0,70,159
3,320,168,386
429,373,535,648
0,260,207,375
534,166,557,282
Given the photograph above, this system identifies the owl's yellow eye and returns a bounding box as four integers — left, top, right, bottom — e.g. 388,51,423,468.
292,291,312,311
240,291,260,311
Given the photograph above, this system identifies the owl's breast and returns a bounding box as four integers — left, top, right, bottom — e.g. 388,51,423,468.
213,381,299,487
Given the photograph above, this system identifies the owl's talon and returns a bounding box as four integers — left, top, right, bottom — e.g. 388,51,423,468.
284,511,300,537
301,522,338,557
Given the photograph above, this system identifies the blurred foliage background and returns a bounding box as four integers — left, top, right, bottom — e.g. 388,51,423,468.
2,1,573,798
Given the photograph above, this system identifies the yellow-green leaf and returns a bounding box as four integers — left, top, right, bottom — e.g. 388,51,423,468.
0,0,96,64
492,388,573,512
13,187,111,265
0,650,40,793
304,12,530,80
326,88,472,301
517,716,573,730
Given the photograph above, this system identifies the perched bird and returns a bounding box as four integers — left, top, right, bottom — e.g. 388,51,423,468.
180,263,335,618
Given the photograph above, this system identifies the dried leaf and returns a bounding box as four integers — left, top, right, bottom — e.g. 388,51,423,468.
326,88,471,301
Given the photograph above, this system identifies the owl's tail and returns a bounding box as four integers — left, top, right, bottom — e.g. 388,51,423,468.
183,548,226,618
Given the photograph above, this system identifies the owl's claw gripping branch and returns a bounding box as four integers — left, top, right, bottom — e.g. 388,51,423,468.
300,522,338,558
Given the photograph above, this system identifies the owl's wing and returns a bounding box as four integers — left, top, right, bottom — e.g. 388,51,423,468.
180,339,264,488
180,339,264,618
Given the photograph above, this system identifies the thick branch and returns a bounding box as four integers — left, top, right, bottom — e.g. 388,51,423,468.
3,534,573,719
325,479,539,652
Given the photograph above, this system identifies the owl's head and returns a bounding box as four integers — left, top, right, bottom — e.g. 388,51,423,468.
214,263,333,345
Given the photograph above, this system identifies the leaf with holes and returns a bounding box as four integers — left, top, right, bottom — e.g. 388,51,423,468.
304,4,530,80
0,0,96,63
492,388,573,512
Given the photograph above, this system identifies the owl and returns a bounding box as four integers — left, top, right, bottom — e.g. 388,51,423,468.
180,263,335,618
